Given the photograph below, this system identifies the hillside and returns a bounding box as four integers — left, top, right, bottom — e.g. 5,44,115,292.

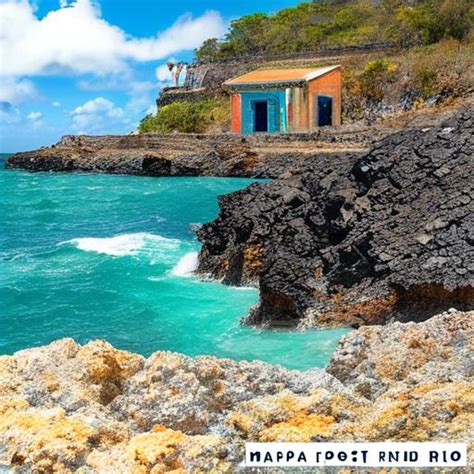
141,0,473,134
195,0,473,61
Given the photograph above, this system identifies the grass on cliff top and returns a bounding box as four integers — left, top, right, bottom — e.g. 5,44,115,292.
195,0,473,62
139,98,230,134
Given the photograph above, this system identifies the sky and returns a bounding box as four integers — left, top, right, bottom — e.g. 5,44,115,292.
0,0,301,152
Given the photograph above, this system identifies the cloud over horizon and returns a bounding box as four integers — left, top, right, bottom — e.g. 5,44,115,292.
0,0,226,105
0,0,225,77
0,0,229,150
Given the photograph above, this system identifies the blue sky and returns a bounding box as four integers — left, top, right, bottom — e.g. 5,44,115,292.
0,0,301,152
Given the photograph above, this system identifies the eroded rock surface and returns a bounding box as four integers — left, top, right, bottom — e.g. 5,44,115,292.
0,310,472,472
197,106,473,327
5,132,367,179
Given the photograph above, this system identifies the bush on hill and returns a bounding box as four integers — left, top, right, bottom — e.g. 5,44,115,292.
138,98,230,134
342,39,473,120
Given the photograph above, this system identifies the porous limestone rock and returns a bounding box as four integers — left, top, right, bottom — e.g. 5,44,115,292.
0,310,472,472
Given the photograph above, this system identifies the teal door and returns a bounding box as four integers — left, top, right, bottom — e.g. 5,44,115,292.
241,91,286,134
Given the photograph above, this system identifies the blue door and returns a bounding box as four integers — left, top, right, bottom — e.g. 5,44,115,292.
241,91,286,134
317,95,333,126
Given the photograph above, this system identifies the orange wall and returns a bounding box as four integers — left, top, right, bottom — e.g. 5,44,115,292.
230,94,241,133
230,68,341,133
308,68,342,129
289,87,309,132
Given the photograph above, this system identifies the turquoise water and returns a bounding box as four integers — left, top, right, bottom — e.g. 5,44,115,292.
0,155,348,369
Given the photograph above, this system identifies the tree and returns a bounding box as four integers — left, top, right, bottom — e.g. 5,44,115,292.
224,13,269,56
195,38,221,62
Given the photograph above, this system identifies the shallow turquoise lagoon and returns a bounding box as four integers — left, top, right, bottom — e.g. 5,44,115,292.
0,158,348,369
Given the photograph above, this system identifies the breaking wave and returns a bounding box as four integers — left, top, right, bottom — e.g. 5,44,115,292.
170,251,199,277
63,233,180,258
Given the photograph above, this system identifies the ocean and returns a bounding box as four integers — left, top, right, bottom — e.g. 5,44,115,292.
0,154,348,369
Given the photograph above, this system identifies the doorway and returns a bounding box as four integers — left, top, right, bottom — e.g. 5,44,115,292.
253,101,268,132
317,95,333,126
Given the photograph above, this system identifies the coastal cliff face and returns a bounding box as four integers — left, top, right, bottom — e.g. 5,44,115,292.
0,310,472,472
5,131,369,179
197,106,474,327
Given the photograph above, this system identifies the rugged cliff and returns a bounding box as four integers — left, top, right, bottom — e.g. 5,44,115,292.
5,131,369,179
197,106,474,327
0,309,472,472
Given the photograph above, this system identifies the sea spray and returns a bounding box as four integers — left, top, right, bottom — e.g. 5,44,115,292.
63,233,180,259
170,251,198,277
2,171,347,369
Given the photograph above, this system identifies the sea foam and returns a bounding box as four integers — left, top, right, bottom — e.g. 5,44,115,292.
170,251,198,277
65,233,179,257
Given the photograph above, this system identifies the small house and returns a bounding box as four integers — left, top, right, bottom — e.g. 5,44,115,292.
224,65,342,134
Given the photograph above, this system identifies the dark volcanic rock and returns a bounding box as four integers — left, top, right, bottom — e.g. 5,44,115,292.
5,132,368,179
197,106,474,327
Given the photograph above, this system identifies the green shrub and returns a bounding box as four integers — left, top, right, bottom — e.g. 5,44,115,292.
404,39,473,99
138,99,230,134
394,0,473,46
342,39,472,120
360,59,398,102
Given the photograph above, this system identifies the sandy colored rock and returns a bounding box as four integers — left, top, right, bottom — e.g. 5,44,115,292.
0,310,472,472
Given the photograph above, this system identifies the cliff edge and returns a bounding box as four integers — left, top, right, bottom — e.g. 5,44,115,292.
197,105,474,327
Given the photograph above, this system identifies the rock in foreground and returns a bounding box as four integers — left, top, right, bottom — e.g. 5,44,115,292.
197,105,473,327
0,310,472,472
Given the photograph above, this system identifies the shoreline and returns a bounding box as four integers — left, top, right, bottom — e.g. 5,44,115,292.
5,131,369,179
1,309,472,471
5,102,473,331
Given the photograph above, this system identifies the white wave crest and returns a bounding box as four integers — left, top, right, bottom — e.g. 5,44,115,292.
65,233,179,257
170,251,198,277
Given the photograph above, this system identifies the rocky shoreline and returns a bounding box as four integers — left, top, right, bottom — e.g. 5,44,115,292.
6,104,473,330
3,103,473,471
0,309,472,472
197,106,474,328
5,130,369,179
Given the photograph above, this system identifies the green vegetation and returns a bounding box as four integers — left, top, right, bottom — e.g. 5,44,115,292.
342,39,472,119
138,98,229,134
141,1,472,132
195,0,473,61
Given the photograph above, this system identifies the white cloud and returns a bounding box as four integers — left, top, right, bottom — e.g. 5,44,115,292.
52,101,61,107
0,101,21,123
0,77,39,105
156,63,173,83
70,96,124,132
0,1,226,77
73,97,122,117
27,111,43,121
